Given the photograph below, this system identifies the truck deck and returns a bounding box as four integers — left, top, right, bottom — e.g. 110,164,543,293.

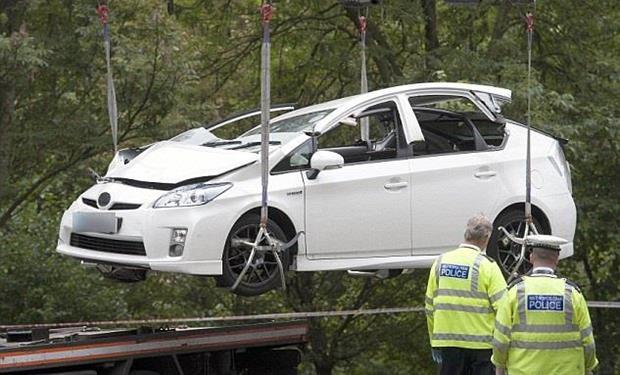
0,321,308,374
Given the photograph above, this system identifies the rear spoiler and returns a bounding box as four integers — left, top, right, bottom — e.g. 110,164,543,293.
511,121,569,146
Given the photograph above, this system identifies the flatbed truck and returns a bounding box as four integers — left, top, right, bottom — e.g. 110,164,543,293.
0,320,308,374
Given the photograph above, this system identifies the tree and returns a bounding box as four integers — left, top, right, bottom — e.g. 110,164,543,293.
0,0,618,373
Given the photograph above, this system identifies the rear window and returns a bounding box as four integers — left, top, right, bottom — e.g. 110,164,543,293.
471,119,506,147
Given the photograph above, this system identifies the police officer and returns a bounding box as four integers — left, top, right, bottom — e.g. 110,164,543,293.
425,214,507,375
492,235,598,375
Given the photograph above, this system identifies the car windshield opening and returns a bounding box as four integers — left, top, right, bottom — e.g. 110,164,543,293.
170,109,332,152
243,110,332,136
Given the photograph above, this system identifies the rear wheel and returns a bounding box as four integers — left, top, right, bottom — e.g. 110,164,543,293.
487,209,548,277
217,214,289,296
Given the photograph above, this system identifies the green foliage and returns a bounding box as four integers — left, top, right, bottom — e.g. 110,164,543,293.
0,0,618,374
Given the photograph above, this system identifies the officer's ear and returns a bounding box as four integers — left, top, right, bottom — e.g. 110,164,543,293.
551,252,560,267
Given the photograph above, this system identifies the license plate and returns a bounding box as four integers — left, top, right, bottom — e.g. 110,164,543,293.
73,212,119,234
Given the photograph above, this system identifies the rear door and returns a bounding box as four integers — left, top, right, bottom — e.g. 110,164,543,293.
405,89,508,254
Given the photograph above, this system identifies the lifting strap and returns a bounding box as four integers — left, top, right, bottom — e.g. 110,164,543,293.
499,1,539,283
232,2,292,293
524,5,535,223
96,1,118,153
259,1,272,229
358,9,370,144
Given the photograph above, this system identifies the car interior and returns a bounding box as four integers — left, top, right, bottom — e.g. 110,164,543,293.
317,101,506,164
272,97,508,172
319,102,402,163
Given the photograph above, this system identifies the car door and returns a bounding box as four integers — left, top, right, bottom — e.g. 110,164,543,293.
410,150,504,254
406,90,508,254
303,99,413,259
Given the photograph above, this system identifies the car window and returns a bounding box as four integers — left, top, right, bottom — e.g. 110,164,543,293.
408,95,496,156
274,101,407,171
318,123,361,149
243,110,332,136
210,115,260,139
367,108,396,142
319,101,401,164
412,109,477,155
410,95,479,112
470,118,506,147
272,140,313,173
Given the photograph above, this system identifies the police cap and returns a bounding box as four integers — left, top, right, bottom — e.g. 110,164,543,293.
525,234,568,251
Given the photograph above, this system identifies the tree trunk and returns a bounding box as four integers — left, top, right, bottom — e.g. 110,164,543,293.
0,1,24,202
0,83,14,201
421,0,439,52
421,0,439,72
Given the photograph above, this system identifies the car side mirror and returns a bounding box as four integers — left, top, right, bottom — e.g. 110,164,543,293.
306,150,344,180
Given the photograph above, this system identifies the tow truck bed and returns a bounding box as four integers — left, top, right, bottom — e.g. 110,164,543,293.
0,321,308,374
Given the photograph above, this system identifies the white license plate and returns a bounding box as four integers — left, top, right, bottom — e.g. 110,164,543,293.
73,212,119,234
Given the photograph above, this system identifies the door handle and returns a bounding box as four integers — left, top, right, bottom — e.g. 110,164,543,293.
474,171,497,178
384,181,408,190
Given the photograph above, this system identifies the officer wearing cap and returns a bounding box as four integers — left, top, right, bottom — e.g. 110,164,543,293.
492,235,598,375
425,214,507,375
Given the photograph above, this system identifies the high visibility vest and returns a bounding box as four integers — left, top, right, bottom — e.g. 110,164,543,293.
425,246,507,349
491,271,599,374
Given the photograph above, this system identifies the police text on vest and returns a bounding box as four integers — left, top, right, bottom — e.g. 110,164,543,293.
439,264,470,279
527,295,564,311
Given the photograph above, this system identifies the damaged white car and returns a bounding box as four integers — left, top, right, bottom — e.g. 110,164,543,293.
57,82,576,296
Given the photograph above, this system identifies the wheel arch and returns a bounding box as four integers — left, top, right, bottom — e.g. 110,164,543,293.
239,206,298,251
493,203,551,234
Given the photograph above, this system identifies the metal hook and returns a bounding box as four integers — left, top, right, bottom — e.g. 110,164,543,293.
231,227,264,291
499,222,540,282
231,227,297,293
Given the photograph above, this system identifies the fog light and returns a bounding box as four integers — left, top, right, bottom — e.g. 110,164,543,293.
172,228,187,244
169,228,187,257
169,244,184,257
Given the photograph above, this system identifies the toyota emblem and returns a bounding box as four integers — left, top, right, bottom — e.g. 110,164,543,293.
97,192,112,209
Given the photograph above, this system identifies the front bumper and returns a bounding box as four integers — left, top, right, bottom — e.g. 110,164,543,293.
57,182,240,276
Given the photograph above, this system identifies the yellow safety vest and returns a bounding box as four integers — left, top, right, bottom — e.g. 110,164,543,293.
491,271,598,374
425,246,507,349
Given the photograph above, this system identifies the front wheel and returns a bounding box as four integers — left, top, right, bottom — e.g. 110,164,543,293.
217,214,289,297
487,209,548,277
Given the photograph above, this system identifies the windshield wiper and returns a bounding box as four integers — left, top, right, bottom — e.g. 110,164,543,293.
202,140,242,147
229,141,281,150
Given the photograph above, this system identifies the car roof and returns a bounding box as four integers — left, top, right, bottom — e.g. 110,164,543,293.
271,82,511,129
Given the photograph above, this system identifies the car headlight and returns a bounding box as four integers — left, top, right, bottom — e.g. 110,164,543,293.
153,183,232,208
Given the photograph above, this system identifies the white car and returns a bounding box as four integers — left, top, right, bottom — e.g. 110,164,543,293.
57,82,576,296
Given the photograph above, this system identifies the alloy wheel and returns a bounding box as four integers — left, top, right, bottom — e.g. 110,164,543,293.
227,223,281,288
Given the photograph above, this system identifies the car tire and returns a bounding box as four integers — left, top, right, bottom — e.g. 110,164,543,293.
487,209,548,277
217,214,289,296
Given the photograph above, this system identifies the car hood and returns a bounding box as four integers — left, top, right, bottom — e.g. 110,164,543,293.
106,141,257,185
